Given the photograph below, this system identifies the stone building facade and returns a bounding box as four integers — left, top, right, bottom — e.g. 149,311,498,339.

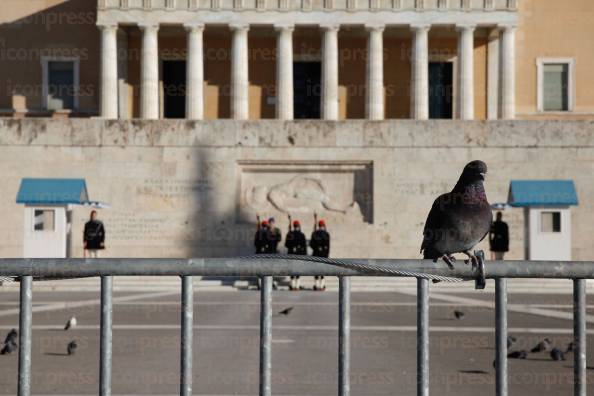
0,1,592,260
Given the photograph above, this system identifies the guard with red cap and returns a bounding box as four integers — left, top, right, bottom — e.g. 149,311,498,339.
254,216,270,254
285,214,307,291
309,213,330,291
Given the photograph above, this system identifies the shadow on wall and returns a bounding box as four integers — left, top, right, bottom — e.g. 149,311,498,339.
190,146,257,286
0,0,99,114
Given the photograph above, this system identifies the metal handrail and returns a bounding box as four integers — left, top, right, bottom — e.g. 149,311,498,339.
1,258,590,396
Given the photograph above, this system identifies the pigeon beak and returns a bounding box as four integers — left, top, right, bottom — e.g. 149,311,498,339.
479,172,486,180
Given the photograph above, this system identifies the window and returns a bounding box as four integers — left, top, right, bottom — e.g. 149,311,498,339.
541,211,561,233
33,210,55,232
42,57,79,111
537,58,574,113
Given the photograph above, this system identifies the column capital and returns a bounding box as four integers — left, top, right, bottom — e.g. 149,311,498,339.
97,23,118,32
274,24,295,32
319,23,340,32
456,24,477,32
184,22,205,32
229,23,250,32
365,24,385,32
410,23,431,32
138,22,159,31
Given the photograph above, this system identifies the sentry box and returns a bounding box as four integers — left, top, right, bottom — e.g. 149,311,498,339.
16,178,107,258
508,180,579,261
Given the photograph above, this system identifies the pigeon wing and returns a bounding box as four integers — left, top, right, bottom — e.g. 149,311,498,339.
420,193,449,256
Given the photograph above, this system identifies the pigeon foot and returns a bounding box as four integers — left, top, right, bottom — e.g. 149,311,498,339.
441,255,455,270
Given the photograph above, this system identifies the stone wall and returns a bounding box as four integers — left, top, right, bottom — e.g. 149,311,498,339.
0,119,592,260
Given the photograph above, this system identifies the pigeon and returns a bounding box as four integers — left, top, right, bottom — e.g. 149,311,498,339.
566,342,574,353
507,335,517,349
0,341,17,355
550,347,565,361
278,307,294,316
3,329,17,345
64,316,77,331
420,161,492,269
531,338,552,353
454,310,466,320
67,341,77,356
507,350,528,359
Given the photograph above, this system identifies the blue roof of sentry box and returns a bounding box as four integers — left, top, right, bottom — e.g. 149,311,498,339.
508,180,578,207
16,178,89,205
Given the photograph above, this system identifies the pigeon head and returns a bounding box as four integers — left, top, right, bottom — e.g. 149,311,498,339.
460,160,488,183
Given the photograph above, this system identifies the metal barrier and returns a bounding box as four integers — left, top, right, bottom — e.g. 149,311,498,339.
0,257,591,396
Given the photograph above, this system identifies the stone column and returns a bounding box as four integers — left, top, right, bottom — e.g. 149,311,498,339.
139,23,160,120
366,24,385,120
499,24,516,120
185,23,205,120
410,24,430,120
99,23,118,119
230,23,250,120
487,28,500,120
117,29,131,119
456,24,476,120
274,24,294,120
321,24,340,120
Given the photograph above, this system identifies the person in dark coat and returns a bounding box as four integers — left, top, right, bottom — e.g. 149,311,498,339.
254,219,269,254
310,218,330,291
489,211,509,260
285,218,307,291
266,217,282,254
83,210,105,258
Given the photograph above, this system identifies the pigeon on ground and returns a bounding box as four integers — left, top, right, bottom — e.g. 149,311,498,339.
64,316,77,331
550,347,565,361
67,341,77,356
3,329,17,345
0,341,17,355
566,342,574,353
531,338,552,353
454,310,466,320
278,307,294,316
507,350,528,359
420,161,492,269
507,335,517,349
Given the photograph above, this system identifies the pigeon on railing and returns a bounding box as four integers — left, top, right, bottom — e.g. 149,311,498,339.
420,160,492,270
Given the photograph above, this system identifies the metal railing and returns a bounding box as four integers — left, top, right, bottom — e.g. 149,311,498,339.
0,257,591,396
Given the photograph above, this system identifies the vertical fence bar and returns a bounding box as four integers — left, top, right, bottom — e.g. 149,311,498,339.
495,278,508,396
338,276,351,396
100,275,113,396
573,279,586,396
417,278,429,396
17,275,32,396
259,276,272,396
180,276,194,396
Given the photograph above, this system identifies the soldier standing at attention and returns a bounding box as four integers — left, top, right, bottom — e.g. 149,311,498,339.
285,215,307,291
254,216,269,254
266,217,282,254
310,214,330,291
489,211,510,260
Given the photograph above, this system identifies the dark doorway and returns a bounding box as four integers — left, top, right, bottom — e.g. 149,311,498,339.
293,61,321,119
163,60,186,119
429,62,453,119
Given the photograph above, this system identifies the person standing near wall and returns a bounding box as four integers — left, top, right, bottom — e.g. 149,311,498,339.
489,211,509,260
310,214,330,291
83,210,105,258
254,216,270,254
266,217,282,254
285,215,307,291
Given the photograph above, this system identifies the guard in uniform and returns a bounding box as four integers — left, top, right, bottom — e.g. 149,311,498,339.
310,218,330,291
285,217,307,290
